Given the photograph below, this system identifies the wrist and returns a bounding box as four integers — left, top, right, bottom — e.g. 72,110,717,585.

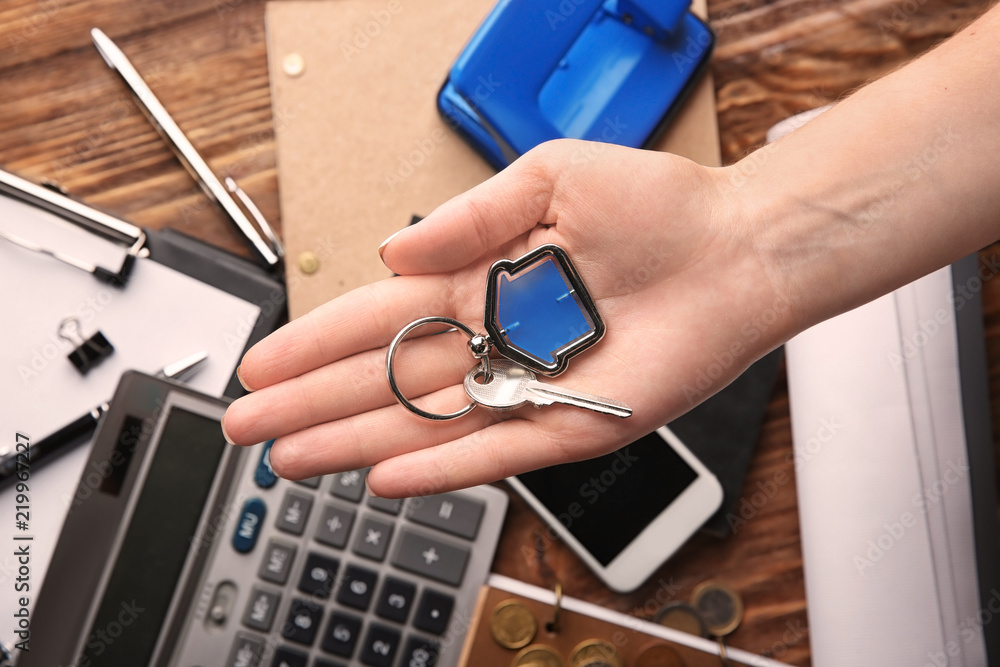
708,160,811,351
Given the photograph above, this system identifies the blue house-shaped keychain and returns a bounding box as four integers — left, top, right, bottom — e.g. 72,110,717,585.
484,245,605,375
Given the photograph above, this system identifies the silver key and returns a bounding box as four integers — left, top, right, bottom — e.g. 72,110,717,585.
464,359,632,418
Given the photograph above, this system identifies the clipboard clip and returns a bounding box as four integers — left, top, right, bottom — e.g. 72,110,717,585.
0,167,146,286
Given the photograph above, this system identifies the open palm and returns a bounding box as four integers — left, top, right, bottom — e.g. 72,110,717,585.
223,140,791,498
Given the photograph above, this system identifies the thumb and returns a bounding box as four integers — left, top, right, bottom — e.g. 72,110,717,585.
378,151,556,274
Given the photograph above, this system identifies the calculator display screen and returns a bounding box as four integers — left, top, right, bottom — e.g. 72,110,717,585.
80,407,227,665
516,431,699,565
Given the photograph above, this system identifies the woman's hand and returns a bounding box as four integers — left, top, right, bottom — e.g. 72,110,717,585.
221,140,791,497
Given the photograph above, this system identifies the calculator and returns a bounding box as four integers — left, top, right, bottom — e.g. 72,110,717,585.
24,371,508,667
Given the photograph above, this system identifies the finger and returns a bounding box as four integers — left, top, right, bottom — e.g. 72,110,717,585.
238,274,459,391
380,144,561,275
366,412,635,497
265,385,503,481
223,327,484,446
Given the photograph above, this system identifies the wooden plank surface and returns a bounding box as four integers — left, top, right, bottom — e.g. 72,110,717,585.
1,1,997,665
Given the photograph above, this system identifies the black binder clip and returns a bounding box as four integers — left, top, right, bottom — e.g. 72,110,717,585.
58,317,114,375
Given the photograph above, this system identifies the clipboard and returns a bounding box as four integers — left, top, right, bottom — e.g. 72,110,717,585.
0,165,285,398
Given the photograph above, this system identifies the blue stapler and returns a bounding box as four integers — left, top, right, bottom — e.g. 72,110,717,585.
438,0,715,170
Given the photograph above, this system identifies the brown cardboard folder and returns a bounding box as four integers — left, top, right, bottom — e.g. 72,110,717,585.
266,0,721,319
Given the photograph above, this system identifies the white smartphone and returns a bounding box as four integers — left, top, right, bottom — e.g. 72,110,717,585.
507,426,723,593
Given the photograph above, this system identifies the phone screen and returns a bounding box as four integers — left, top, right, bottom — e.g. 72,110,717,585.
515,431,699,565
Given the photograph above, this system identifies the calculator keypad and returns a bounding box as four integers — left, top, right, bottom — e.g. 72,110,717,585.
197,462,505,667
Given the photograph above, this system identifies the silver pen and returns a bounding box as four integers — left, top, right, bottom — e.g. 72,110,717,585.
90,28,284,268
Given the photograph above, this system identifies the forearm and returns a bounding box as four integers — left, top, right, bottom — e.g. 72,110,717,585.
730,2,1000,331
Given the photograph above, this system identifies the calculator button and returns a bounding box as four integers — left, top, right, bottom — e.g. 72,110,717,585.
297,552,340,599
391,529,470,586
281,599,323,646
233,498,267,553
413,589,454,635
315,504,356,549
320,611,363,658
295,475,322,488
227,632,265,667
271,645,308,667
359,623,401,667
276,490,314,535
258,540,297,585
242,587,281,632
406,493,484,540
374,577,416,624
253,440,278,489
352,515,394,561
206,580,238,629
336,564,378,610
366,495,403,515
331,469,368,502
401,636,440,667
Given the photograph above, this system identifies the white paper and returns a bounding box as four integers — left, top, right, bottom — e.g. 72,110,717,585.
786,268,985,666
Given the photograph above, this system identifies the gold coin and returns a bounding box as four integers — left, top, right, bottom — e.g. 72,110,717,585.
568,639,623,667
491,600,538,650
636,644,685,667
512,644,564,667
654,602,707,637
691,580,744,637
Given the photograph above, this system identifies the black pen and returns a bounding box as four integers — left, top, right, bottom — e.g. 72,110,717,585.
0,404,108,488
0,351,208,490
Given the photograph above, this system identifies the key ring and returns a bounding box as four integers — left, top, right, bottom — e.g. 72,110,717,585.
386,316,488,421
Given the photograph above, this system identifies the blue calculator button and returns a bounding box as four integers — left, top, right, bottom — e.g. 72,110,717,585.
233,498,267,553
254,439,278,489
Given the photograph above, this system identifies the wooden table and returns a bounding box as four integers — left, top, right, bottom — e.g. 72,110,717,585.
0,1,996,665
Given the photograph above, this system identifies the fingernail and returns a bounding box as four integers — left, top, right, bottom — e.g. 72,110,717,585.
220,414,236,445
365,475,379,497
377,228,405,264
236,365,254,392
